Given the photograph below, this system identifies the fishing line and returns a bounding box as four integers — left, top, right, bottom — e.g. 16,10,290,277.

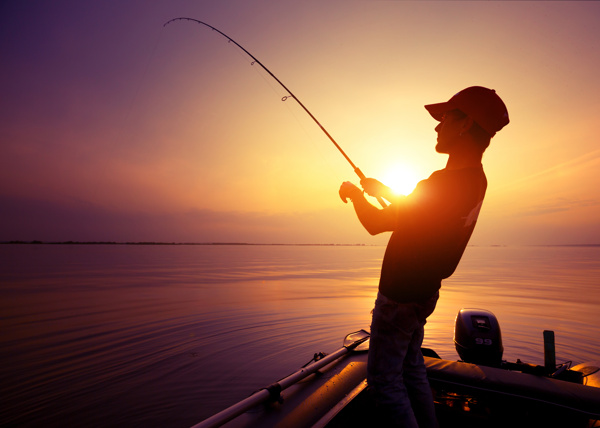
163,17,387,208
222,41,341,183
238,50,342,182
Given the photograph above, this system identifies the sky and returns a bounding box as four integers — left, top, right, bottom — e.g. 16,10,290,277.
1,1,599,245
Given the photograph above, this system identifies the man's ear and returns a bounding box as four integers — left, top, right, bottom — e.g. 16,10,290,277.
461,116,475,134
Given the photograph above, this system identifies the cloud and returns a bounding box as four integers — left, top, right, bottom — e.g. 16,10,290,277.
494,148,600,192
521,196,600,217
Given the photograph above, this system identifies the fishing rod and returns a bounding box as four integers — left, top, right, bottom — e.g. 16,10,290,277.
163,18,387,208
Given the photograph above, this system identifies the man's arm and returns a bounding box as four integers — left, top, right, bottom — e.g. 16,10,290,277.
339,181,398,235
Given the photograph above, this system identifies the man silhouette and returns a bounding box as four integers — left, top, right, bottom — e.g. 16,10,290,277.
339,86,509,427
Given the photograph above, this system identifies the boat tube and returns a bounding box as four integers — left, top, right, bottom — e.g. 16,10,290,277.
191,310,600,428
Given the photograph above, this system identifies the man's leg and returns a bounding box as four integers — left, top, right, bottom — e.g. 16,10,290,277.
404,292,440,428
367,292,421,428
403,323,438,427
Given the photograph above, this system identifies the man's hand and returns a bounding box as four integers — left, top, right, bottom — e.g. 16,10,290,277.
339,180,394,235
339,181,363,203
360,178,387,198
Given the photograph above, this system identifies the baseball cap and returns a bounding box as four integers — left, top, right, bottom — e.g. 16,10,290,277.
425,86,509,137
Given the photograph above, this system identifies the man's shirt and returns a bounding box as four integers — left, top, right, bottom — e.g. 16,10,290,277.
378,166,487,303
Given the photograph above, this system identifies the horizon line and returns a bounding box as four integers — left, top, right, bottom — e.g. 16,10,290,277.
2,241,600,248
1,240,373,247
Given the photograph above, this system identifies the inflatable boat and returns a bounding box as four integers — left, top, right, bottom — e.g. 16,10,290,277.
192,309,600,428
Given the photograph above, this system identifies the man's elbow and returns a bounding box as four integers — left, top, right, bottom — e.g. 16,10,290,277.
354,204,393,235
362,221,387,236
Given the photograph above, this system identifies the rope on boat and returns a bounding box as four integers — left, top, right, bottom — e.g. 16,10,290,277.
303,352,327,368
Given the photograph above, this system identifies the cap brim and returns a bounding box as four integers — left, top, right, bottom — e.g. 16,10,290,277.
424,101,454,121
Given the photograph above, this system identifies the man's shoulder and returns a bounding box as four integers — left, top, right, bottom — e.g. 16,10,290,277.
427,166,486,186
434,165,485,177
411,167,486,204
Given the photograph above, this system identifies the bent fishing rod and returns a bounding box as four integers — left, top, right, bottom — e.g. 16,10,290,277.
163,18,387,208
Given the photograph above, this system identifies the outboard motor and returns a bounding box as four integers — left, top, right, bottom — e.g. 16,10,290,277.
454,308,503,367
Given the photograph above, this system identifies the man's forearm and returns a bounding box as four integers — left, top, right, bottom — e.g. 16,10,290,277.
351,193,391,235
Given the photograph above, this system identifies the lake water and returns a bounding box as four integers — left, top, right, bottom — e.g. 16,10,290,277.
1,244,599,427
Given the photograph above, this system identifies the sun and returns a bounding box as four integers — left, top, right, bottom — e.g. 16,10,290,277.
380,165,420,196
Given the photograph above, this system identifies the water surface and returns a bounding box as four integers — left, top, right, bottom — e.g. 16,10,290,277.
1,244,598,426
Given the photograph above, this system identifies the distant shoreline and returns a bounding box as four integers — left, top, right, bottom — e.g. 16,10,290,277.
0,241,373,247
1,241,599,247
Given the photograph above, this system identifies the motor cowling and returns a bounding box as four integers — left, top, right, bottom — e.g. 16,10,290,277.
454,308,503,367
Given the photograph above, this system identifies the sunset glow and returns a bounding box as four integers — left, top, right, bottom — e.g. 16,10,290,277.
381,164,420,196
1,1,599,245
